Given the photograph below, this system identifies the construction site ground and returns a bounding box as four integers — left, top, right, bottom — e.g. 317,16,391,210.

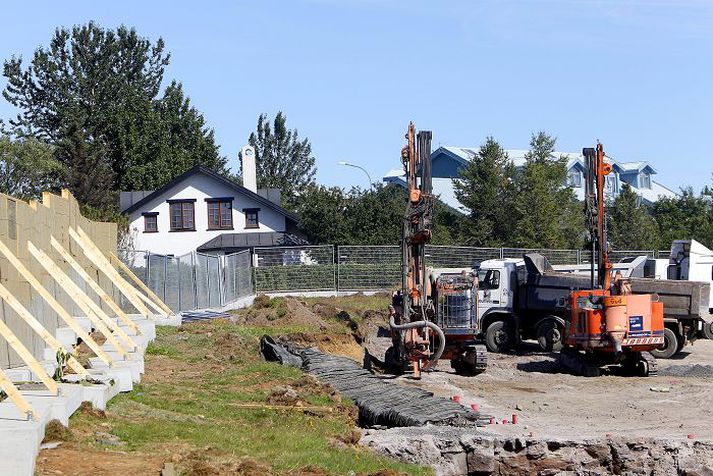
35,294,713,475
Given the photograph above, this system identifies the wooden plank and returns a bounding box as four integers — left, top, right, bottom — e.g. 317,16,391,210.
0,368,37,421
133,288,169,316
0,282,88,378
0,240,114,366
27,243,132,358
69,227,151,317
109,252,173,315
51,238,141,335
0,312,58,394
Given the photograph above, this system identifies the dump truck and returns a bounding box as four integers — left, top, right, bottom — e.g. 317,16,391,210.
477,253,710,358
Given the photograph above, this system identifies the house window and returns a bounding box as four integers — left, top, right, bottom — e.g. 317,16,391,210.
168,200,196,231
567,171,582,187
142,213,158,233
640,173,651,189
244,208,260,229
206,198,233,230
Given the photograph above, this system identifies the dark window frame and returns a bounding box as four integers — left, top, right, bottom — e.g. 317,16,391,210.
205,197,234,230
168,199,196,232
244,208,260,229
142,212,159,233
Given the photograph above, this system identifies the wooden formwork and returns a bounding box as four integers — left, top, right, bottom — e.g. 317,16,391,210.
0,189,172,419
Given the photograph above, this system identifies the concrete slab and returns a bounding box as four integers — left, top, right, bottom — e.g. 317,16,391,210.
55,326,77,349
5,368,33,383
154,314,182,327
78,381,120,410
87,359,140,389
72,316,93,333
15,383,84,426
0,417,48,476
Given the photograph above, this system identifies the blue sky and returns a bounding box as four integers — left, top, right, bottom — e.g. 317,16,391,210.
1,0,711,192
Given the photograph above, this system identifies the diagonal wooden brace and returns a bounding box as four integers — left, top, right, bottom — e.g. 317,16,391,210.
69,228,152,317
51,237,141,335
109,252,173,316
28,243,131,360
0,240,113,366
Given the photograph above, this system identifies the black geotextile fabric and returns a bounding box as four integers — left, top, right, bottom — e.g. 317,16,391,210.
259,336,490,428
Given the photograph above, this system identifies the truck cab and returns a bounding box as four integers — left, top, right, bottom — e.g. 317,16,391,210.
475,259,525,352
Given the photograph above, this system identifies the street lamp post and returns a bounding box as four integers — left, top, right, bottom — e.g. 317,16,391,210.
337,161,373,187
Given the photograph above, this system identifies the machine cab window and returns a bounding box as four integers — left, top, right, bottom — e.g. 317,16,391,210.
478,269,500,290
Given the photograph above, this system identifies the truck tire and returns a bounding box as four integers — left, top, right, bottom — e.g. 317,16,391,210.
703,321,713,340
650,327,679,359
485,321,514,353
536,320,564,352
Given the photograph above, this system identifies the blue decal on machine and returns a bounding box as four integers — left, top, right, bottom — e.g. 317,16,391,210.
629,315,643,331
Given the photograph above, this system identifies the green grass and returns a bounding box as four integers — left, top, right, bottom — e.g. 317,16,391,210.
69,306,430,475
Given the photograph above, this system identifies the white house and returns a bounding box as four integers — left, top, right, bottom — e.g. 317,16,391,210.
383,146,678,211
121,152,299,257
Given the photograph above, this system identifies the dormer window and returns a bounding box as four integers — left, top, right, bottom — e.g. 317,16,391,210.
640,172,651,189
567,171,582,187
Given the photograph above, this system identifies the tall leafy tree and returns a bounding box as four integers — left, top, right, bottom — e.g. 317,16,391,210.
0,134,62,200
607,184,659,250
245,112,316,205
453,137,515,246
293,185,351,244
511,132,582,248
3,22,226,209
652,188,713,249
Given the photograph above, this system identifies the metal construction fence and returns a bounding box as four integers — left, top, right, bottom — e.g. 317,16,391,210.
120,245,674,311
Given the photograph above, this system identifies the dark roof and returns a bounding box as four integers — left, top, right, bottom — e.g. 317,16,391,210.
121,165,298,222
197,232,308,251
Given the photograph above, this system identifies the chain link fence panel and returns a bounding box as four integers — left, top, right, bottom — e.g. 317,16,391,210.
253,245,335,292
223,250,253,304
337,245,400,291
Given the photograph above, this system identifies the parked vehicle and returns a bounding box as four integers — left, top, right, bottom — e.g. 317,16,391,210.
474,253,710,359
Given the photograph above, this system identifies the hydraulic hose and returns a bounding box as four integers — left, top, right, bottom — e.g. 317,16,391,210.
389,315,446,364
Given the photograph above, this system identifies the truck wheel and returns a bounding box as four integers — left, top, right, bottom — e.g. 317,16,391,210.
650,328,679,359
703,321,713,340
536,320,564,352
485,321,513,353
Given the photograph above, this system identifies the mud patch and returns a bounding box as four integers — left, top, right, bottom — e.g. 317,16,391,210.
42,419,72,443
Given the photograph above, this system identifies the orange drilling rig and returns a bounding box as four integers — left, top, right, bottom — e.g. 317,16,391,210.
386,122,487,379
558,143,665,376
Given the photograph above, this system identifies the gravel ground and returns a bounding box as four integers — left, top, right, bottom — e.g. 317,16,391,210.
367,337,713,442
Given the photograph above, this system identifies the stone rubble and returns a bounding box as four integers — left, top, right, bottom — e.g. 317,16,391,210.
361,425,713,476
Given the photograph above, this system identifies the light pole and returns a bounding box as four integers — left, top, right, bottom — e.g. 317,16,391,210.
337,161,373,188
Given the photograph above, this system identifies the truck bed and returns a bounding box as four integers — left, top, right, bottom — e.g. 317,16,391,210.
520,254,711,323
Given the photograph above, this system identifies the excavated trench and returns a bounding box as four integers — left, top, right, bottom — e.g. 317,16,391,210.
261,337,713,475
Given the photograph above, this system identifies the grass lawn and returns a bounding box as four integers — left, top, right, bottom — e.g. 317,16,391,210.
46,295,430,476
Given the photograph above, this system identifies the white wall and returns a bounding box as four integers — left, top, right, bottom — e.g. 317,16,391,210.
128,173,287,256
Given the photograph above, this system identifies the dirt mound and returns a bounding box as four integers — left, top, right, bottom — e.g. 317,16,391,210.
78,401,106,419
211,332,246,361
42,419,72,443
236,296,339,331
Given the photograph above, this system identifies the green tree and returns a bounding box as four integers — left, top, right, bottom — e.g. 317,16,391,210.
344,184,406,245
293,185,350,244
0,135,62,200
652,188,713,249
511,132,581,248
3,22,226,209
245,112,316,205
453,137,515,246
607,184,659,250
